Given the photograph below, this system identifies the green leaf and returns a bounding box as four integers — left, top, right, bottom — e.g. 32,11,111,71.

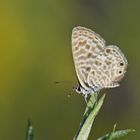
107,124,117,140
84,93,98,116
97,126,135,140
74,93,106,140
26,120,34,140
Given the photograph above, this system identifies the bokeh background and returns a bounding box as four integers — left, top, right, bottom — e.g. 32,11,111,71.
0,0,139,139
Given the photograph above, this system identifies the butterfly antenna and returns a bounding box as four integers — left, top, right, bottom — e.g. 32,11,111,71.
53,81,77,98
53,81,75,84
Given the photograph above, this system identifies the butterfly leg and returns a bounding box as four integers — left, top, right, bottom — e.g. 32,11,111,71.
84,94,88,103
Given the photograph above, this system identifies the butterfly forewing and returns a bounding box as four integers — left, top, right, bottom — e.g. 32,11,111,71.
72,26,106,92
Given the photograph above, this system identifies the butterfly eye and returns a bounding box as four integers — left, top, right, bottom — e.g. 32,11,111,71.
76,85,81,92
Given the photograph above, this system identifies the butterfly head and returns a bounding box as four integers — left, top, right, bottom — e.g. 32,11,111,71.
75,83,100,95
75,84,88,94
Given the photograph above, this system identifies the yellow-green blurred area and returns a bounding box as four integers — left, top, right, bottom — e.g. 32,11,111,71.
0,0,139,139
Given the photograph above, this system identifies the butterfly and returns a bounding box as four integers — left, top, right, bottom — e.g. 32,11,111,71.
71,26,128,99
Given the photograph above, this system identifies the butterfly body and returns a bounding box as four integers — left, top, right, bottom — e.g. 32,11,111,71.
71,26,128,98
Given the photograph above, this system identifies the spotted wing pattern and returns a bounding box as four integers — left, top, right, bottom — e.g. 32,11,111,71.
71,26,128,96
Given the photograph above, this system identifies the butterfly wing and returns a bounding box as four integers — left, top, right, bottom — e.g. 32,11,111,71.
87,45,128,89
71,26,106,92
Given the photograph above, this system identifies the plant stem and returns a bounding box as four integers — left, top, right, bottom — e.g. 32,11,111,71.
74,93,106,140
26,120,34,140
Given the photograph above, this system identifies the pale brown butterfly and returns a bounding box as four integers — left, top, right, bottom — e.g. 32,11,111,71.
71,26,128,99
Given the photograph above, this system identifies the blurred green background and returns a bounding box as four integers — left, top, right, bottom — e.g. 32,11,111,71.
0,0,139,139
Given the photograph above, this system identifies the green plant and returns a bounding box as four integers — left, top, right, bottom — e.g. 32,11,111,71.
26,120,34,140
74,92,135,140
25,93,135,140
